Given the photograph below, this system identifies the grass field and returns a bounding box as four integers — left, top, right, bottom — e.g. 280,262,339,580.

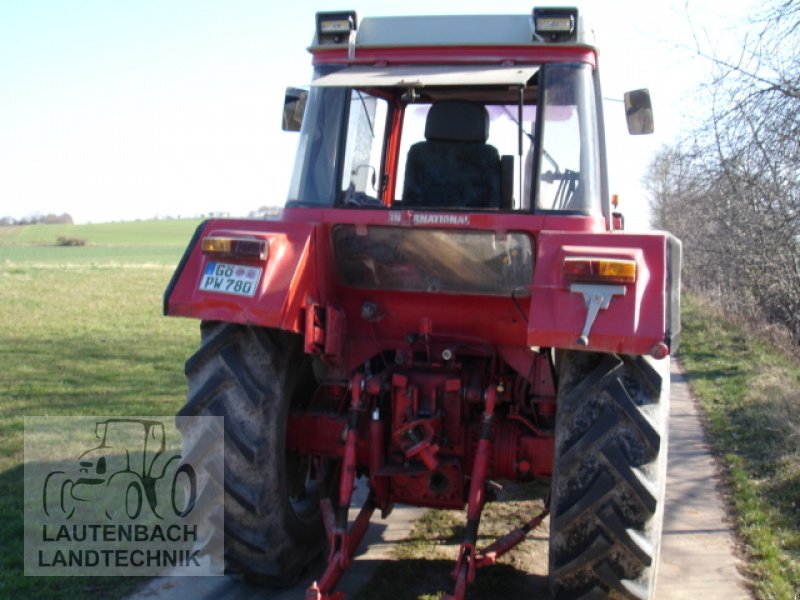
0,219,203,268
0,220,201,599
0,219,203,247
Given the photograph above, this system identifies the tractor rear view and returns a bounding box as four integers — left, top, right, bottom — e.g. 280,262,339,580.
165,7,681,599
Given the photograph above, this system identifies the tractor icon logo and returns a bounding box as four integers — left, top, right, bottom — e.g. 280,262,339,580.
42,418,196,520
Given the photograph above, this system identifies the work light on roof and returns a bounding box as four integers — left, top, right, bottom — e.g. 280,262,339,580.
532,7,578,43
316,11,357,46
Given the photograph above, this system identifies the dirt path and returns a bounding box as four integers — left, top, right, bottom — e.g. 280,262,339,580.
126,483,425,600
654,359,750,598
128,359,750,599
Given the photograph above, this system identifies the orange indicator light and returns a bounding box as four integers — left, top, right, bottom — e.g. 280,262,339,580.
563,257,636,284
201,236,268,261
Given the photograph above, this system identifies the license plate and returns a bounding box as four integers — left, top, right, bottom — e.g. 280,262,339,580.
199,262,262,297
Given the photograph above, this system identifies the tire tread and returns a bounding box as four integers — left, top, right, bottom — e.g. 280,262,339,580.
549,352,668,600
177,322,327,586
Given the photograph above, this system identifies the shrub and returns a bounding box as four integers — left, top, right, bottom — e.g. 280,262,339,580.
56,236,86,247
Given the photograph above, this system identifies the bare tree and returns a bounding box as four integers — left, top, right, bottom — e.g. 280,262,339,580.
648,0,800,341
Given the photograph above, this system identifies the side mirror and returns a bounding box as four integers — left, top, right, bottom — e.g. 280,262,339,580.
282,87,308,132
624,88,654,135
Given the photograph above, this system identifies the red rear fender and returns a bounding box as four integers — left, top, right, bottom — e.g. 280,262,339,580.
164,219,319,333
528,231,681,356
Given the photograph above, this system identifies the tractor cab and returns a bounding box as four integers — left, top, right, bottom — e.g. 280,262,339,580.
282,8,649,224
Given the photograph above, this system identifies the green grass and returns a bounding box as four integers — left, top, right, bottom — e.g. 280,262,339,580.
0,219,204,267
0,244,188,266
679,294,800,599
0,219,203,247
0,222,199,599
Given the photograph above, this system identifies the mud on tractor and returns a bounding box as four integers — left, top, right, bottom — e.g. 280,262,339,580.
165,7,681,599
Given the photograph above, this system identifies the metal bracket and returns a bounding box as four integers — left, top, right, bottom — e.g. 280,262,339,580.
347,29,357,59
570,283,626,346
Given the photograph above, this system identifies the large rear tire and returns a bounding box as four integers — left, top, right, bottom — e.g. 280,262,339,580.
548,352,669,599
178,322,333,585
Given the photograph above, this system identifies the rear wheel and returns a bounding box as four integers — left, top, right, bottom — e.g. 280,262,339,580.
548,352,669,600
178,322,334,585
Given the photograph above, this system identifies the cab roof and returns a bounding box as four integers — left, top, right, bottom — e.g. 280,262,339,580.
310,13,594,50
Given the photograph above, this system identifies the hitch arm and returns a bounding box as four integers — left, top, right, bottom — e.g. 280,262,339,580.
444,385,499,600
307,494,377,600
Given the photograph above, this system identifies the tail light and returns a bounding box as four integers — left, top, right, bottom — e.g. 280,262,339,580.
201,236,269,261
563,257,636,284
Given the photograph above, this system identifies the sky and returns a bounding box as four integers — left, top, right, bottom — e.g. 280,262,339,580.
0,0,760,229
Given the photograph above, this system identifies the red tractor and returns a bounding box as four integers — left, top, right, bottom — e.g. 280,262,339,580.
165,7,680,599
